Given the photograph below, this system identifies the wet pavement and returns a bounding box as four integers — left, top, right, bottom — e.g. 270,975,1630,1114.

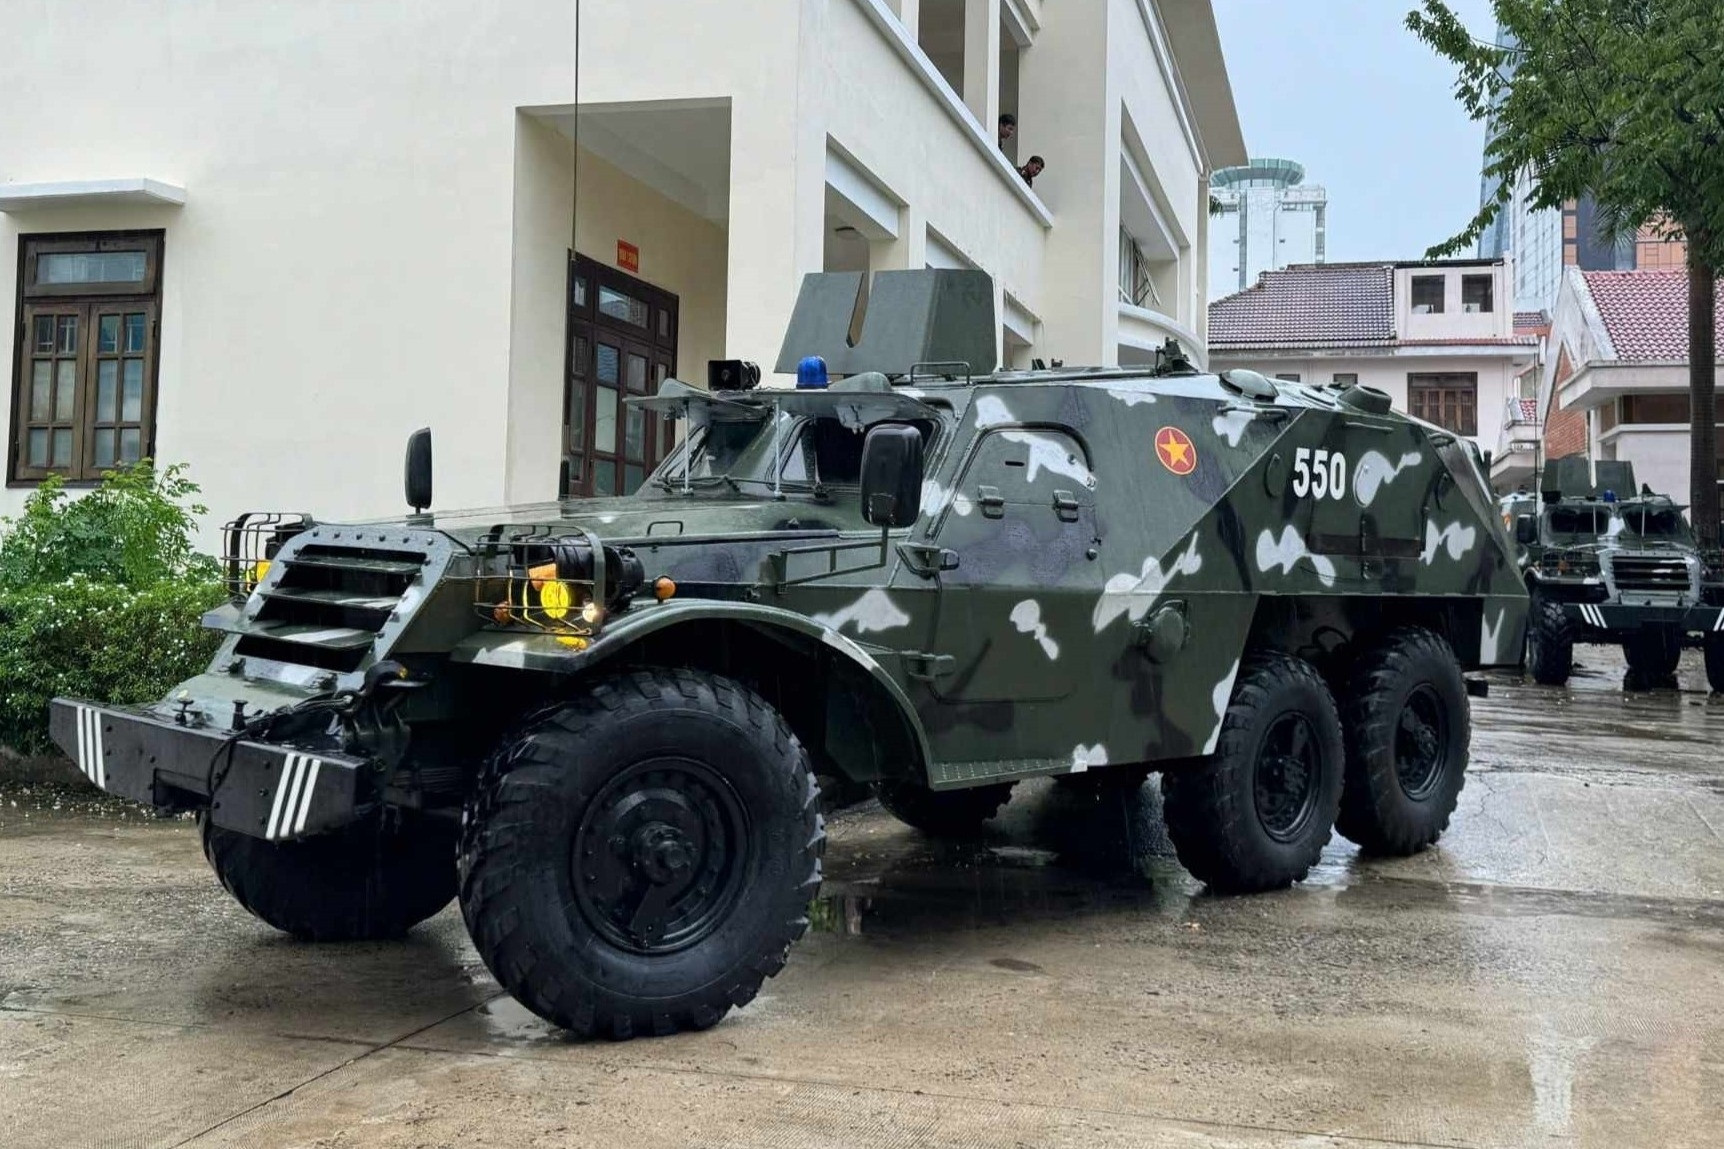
3,648,1722,1148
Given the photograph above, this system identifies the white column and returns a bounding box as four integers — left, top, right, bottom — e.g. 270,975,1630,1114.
895,0,921,36
963,0,1001,131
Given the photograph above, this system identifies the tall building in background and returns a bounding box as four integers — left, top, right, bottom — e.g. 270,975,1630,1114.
1208,158,1326,298
1476,23,1686,312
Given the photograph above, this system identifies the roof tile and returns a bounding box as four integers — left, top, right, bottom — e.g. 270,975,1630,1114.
1208,264,1394,348
1581,270,1723,361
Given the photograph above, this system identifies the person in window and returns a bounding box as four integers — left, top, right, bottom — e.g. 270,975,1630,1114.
998,113,1016,149
1018,155,1045,187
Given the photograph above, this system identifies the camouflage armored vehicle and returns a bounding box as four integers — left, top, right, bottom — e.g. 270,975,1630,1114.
1502,456,1724,689
50,270,1526,1039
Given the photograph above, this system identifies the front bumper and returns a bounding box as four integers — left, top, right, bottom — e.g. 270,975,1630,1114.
1560,602,1724,636
49,698,366,841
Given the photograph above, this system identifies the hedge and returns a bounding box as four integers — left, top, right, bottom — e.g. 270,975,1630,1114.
0,463,225,756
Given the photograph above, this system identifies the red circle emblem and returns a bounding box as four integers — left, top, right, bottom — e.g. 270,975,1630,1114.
1155,426,1197,475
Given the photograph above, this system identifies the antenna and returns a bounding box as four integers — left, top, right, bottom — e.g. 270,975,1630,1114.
570,0,581,259
562,0,581,499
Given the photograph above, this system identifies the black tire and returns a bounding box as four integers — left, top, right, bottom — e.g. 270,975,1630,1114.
1706,634,1724,693
201,814,456,941
1161,653,1344,894
1623,627,1681,689
458,669,823,1039
1526,591,1573,686
873,777,1015,836
1336,627,1470,856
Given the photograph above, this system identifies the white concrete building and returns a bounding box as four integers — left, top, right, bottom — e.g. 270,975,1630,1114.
1208,259,1537,461
1207,157,1327,299
0,0,1244,531
1539,268,1723,501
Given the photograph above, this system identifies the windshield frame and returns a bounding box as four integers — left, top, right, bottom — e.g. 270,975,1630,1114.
647,402,951,497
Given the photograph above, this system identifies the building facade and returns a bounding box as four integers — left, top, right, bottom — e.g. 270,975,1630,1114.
1475,22,1686,313
1207,157,1326,299
0,0,1245,533
1539,268,1723,501
1208,259,1536,462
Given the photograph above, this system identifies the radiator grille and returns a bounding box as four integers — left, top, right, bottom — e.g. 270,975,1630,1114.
234,545,424,671
1609,555,1689,593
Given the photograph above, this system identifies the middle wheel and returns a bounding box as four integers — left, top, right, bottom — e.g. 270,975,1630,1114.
1162,653,1344,893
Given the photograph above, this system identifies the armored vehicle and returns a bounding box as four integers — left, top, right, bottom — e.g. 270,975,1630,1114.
1503,457,1724,689
51,270,1526,1039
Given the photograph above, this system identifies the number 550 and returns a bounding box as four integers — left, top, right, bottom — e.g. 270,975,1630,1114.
1292,447,1347,500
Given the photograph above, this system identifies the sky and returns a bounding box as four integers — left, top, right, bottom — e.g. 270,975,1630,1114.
1211,0,1498,264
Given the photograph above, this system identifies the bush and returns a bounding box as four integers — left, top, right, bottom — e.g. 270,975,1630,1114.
0,577,225,754
0,462,224,755
0,462,217,588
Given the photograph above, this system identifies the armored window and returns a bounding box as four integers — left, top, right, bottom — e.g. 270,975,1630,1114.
1410,275,1445,314
11,232,163,484
1407,372,1478,436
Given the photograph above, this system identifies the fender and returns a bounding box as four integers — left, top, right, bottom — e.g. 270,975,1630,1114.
448,598,935,773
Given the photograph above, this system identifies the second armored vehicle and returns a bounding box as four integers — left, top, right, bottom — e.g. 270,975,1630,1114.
50,270,1526,1039
1502,457,1724,689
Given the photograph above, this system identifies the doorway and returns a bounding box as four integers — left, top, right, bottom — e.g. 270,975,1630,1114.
564,254,679,497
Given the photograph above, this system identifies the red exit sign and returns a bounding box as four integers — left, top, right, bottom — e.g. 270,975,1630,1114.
617,240,639,274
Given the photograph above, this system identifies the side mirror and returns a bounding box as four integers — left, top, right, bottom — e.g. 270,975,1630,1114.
859,424,924,528
1514,514,1537,546
404,428,433,513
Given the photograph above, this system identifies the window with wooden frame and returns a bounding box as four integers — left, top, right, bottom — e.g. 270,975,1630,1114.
564,254,677,497
11,231,163,483
1407,372,1478,436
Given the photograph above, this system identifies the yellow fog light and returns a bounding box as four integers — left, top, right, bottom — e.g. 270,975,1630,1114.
539,580,573,620
250,559,271,586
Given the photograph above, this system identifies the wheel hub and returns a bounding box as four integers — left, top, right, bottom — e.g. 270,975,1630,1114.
1394,685,1448,800
631,822,696,884
571,759,751,954
1253,712,1321,843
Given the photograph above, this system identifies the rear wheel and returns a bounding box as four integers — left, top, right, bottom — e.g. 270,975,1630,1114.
1623,627,1681,690
201,814,456,941
1162,654,1343,894
1337,628,1469,856
873,778,1015,837
458,669,823,1039
1526,591,1573,686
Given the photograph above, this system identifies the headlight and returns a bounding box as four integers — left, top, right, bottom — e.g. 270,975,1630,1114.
484,534,647,637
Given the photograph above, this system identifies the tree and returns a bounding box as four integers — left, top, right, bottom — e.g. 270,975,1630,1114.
1408,0,1724,545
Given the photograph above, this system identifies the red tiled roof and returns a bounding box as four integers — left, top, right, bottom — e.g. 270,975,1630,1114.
1582,270,1724,361
1209,264,1394,348
1513,309,1548,333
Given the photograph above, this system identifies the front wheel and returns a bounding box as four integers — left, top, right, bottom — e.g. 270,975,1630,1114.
1337,627,1469,856
1162,654,1344,894
202,813,456,941
1526,592,1573,686
1705,634,1724,693
1623,627,1681,690
458,669,824,1039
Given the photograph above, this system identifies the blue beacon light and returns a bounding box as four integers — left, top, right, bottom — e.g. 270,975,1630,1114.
796,355,829,389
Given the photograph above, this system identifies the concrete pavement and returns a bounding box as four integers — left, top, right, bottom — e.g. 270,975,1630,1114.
2,648,1721,1148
